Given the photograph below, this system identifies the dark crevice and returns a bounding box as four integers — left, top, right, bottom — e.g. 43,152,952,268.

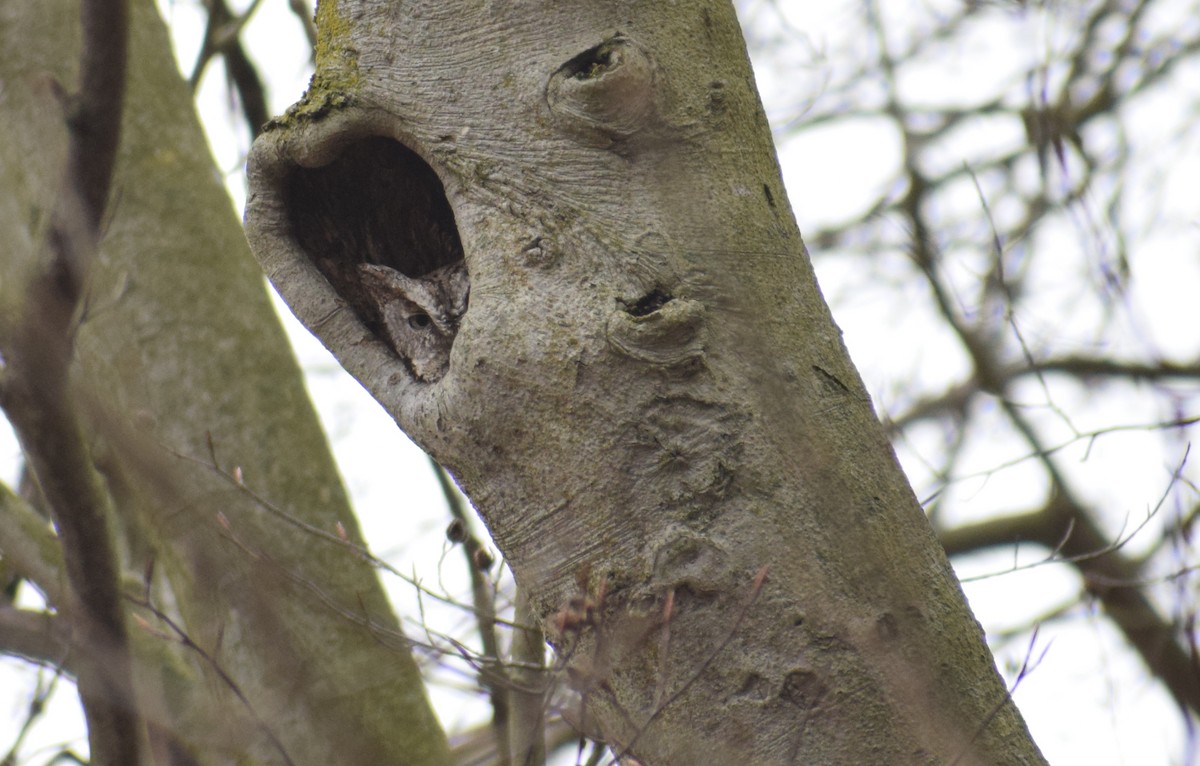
560,36,624,80
286,137,463,279
624,289,673,317
283,139,469,381
283,137,466,341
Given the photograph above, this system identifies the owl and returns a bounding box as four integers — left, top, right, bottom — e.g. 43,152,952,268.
358,262,469,382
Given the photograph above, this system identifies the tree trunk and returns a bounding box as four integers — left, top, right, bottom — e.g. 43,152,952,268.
0,1,450,763
245,1,1048,763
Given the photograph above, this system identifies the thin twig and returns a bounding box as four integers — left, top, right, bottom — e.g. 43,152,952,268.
429,456,512,762
131,595,296,766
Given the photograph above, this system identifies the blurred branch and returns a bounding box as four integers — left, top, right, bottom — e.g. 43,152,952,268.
0,607,71,670
889,362,1200,431
0,666,65,764
0,482,66,606
939,179,1200,720
938,509,1052,557
130,591,297,766
431,457,511,763
851,0,1200,722
508,587,547,766
190,0,270,137
452,716,580,766
0,0,139,761
946,488,1200,714
68,0,128,234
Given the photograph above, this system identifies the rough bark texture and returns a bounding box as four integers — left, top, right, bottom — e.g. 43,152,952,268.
246,1,1048,763
0,1,450,763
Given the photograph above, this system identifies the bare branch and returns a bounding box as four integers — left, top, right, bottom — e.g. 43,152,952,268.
189,0,270,137
507,587,547,766
0,0,137,761
130,594,296,766
68,0,128,234
0,606,71,670
431,456,511,762
0,482,66,606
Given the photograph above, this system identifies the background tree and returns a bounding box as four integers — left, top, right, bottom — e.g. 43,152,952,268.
1,0,1198,765
0,0,449,763
738,0,1200,759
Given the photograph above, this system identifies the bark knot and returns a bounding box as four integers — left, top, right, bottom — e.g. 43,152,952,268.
546,34,659,143
606,294,705,366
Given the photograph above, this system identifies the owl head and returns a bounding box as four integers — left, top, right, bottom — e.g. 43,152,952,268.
359,263,469,382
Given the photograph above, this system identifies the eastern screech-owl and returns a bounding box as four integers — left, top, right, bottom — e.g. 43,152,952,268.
358,262,469,382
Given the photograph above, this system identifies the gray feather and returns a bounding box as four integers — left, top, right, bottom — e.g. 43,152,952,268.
359,262,469,382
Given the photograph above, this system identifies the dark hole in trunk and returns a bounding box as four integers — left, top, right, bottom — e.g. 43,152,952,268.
280,138,468,384
285,136,463,282
282,137,467,357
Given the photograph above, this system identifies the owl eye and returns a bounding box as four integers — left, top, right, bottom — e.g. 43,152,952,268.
408,313,433,329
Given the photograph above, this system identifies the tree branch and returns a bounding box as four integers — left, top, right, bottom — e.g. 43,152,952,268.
0,0,139,762
431,458,511,763
0,606,72,670
0,482,66,606
942,490,1200,714
507,587,546,766
190,0,270,137
68,0,128,233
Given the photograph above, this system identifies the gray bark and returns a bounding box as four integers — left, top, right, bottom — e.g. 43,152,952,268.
246,1,1048,764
